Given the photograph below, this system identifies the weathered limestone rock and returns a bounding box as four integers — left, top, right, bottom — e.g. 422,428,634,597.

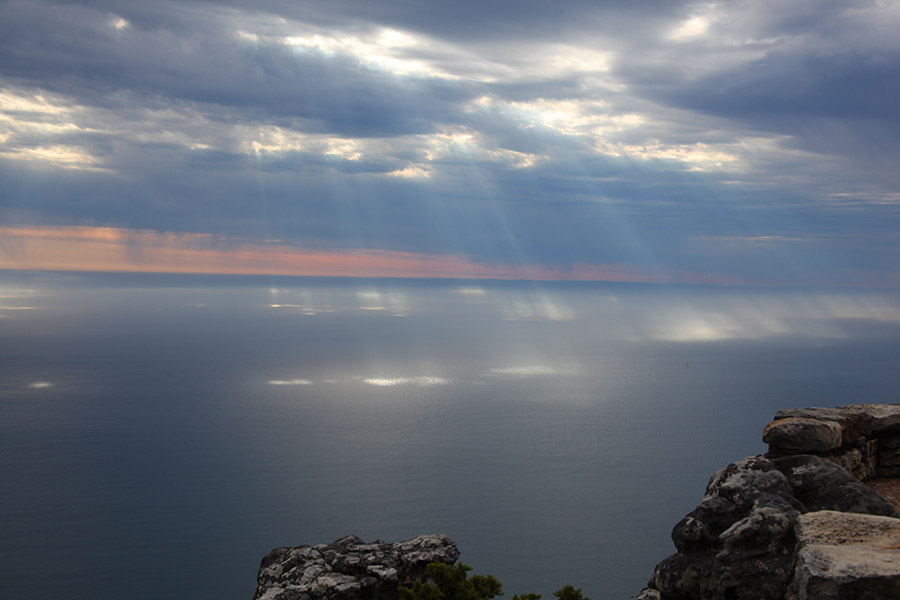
774,407,869,445
828,447,862,477
821,442,877,481
763,418,842,453
634,587,661,600
254,534,460,600
858,439,878,480
787,510,900,600
838,404,900,434
647,455,897,600
652,456,798,600
640,405,900,600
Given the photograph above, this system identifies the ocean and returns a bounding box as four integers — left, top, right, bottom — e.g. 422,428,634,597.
2,271,899,599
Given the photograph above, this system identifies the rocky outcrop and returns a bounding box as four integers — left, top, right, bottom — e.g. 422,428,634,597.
254,534,460,600
766,404,900,480
639,403,900,600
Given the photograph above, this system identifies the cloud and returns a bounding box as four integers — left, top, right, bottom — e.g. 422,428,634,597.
0,0,898,287
613,0,900,187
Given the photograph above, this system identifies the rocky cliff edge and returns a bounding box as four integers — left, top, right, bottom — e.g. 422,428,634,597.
637,403,900,600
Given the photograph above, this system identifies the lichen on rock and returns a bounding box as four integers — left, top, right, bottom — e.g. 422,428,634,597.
254,534,460,600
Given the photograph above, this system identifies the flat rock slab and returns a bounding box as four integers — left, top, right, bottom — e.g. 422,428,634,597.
789,510,900,600
763,417,843,453
838,404,900,434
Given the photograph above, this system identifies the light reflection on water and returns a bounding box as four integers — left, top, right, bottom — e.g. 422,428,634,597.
267,378,314,386
1,273,900,600
363,376,451,387
265,365,578,389
27,381,55,389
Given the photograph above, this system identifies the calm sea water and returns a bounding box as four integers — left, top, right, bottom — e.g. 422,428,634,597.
2,272,899,599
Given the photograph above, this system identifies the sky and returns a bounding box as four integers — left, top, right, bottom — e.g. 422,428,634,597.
1,0,899,286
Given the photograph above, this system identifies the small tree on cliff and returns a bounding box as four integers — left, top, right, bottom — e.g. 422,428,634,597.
553,585,588,600
514,585,588,600
399,562,588,600
399,562,503,600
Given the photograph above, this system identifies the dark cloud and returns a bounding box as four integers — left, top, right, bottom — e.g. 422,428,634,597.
0,0,481,137
612,0,900,189
1,0,898,285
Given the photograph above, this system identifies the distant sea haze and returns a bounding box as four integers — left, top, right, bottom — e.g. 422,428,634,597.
2,272,900,599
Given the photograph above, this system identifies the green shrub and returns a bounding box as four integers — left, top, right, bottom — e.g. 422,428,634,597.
399,562,503,600
552,585,588,600
399,562,587,600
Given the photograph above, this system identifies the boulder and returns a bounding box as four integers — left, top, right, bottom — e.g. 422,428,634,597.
254,535,460,600
787,510,900,600
774,407,869,445
837,404,900,434
763,418,842,453
653,456,800,600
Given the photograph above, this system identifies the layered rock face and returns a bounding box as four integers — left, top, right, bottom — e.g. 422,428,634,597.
763,404,900,480
638,403,900,600
254,534,460,600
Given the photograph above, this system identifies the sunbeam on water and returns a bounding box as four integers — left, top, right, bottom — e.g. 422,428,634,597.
363,376,450,387
2,273,900,600
27,381,55,389
267,379,314,386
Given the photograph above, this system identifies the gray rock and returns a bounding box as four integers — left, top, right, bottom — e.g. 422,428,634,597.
763,418,843,453
254,535,460,600
770,455,898,517
774,407,869,445
671,457,795,553
641,405,900,599
717,502,796,558
634,587,661,600
655,457,800,600
825,442,877,481
647,454,899,600
787,510,900,600
827,447,862,478
837,403,900,434
859,438,879,480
